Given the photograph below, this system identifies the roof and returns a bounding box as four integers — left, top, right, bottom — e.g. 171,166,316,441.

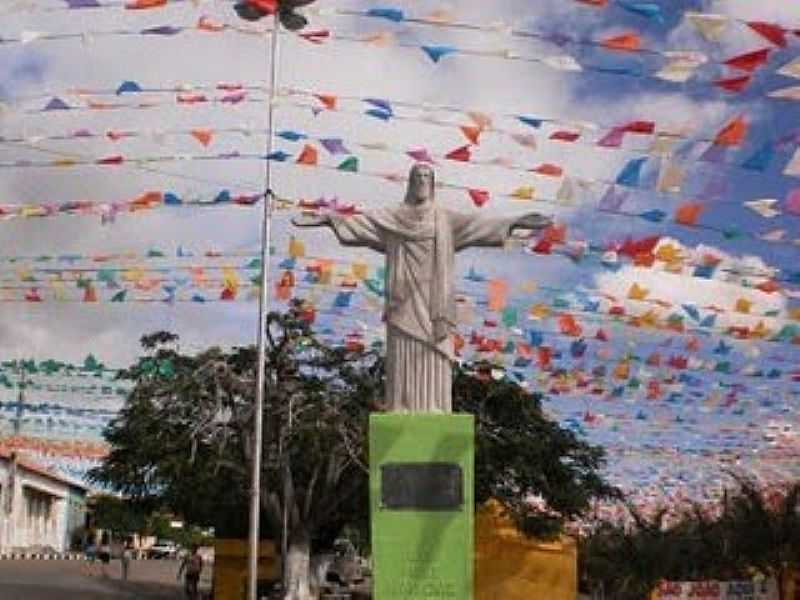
0,448,89,492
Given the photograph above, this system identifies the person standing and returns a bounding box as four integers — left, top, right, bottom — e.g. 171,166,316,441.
177,544,203,600
121,539,133,581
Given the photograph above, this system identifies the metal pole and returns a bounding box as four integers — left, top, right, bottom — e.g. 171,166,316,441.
248,14,281,600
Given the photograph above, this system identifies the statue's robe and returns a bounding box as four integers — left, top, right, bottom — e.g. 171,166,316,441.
330,204,520,412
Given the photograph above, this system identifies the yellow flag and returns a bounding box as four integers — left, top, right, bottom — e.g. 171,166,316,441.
511,186,535,201
684,12,729,41
352,262,368,280
529,303,550,320
288,236,305,259
735,298,752,314
628,283,649,301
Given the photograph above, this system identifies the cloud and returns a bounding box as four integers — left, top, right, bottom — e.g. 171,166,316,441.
592,237,788,330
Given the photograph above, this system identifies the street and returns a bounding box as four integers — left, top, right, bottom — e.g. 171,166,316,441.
0,559,212,599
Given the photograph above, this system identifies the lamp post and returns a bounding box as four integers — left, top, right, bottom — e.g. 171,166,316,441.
234,2,314,599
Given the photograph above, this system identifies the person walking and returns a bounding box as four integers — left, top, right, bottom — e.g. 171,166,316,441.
177,544,203,600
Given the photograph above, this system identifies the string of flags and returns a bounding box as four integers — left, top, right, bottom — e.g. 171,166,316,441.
2,14,800,99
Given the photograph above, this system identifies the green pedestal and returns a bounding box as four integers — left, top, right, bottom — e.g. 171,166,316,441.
369,414,474,600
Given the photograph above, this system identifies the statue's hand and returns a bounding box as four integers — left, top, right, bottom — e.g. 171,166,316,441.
512,213,553,234
291,214,330,228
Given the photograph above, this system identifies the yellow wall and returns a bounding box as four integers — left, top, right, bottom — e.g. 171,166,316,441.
475,500,577,600
213,539,281,600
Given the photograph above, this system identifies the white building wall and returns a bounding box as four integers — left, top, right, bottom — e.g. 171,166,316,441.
0,456,79,553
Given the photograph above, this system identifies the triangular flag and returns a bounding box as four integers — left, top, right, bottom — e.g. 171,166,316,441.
597,128,626,148
714,75,751,93
422,45,456,63
785,189,800,215
618,1,663,22
468,189,490,207
628,283,649,300
784,149,800,177
685,12,729,42
510,133,537,149
616,157,647,186
747,22,786,47
407,149,434,163
126,0,167,7
724,48,771,73
601,32,641,52
744,199,781,218
674,202,703,225
511,186,535,200
296,144,318,165
557,177,576,204
742,144,774,171
313,94,337,110
337,156,359,172
714,116,748,146
445,145,471,162
532,163,562,177
655,51,707,82
768,86,800,101
366,7,405,22
777,57,800,79
320,138,350,155
190,129,213,147
116,80,142,94
460,126,481,145
44,97,71,111
656,161,685,193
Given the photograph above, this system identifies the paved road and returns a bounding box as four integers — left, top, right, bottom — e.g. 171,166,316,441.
0,559,211,599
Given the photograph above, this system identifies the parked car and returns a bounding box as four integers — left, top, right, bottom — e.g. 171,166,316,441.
148,539,179,559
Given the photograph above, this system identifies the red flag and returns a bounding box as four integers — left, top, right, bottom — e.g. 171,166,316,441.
296,144,318,166
245,0,277,14
445,145,471,162
723,48,771,72
747,22,786,47
623,120,655,134
468,188,489,207
531,163,563,177
550,130,580,142
714,75,751,93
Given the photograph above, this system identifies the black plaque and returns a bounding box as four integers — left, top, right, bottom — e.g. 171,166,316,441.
380,462,463,511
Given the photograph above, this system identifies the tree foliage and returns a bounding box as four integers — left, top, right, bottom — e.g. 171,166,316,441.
580,476,800,600
92,306,615,549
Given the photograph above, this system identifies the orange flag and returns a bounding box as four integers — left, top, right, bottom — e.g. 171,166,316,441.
558,313,582,337
487,279,508,311
714,116,748,146
601,32,641,52
296,144,318,166
125,0,166,8
313,94,337,110
190,129,214,147
674,202,704,225
460,125,481,145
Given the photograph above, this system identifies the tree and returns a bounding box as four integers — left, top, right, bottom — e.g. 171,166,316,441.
580,476,800,600
92,305,615,599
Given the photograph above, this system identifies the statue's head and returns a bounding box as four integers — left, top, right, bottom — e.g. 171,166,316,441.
404,163,435,206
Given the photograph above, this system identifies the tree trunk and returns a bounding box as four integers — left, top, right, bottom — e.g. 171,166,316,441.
284,525,313,600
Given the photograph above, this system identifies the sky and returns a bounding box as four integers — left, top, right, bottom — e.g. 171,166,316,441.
0,0,799,507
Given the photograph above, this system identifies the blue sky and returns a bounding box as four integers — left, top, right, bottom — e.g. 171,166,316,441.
0,0,798,506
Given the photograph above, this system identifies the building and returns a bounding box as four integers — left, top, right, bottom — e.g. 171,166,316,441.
0,450,88,554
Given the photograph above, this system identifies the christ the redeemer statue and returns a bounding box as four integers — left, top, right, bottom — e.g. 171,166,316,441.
292,164,551,413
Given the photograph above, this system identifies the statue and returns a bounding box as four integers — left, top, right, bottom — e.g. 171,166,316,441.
292,164,552,413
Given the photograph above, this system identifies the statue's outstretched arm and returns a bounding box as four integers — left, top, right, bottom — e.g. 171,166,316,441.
291,214,331,228
509,212,553,236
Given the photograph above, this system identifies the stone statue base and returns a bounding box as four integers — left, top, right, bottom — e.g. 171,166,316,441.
369,413,474,600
